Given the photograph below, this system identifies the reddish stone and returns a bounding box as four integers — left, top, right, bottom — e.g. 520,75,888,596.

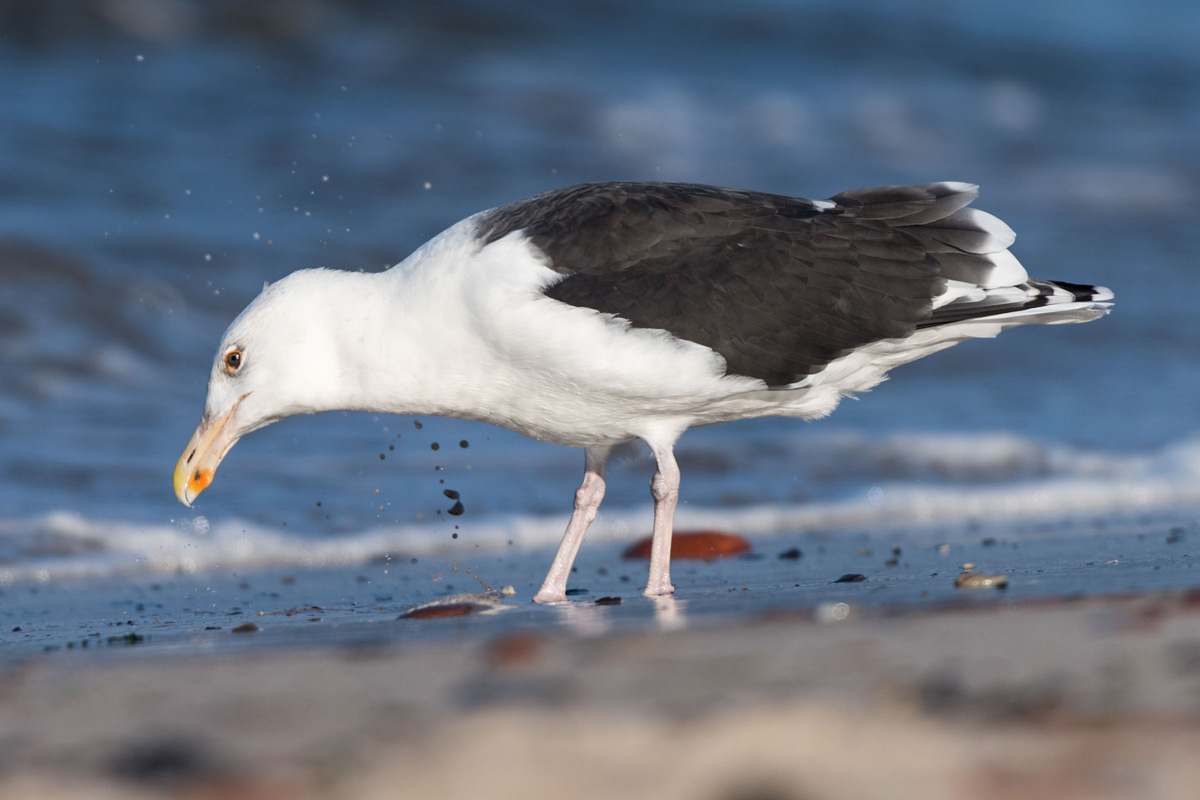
622,530,752,561
401,602,478,619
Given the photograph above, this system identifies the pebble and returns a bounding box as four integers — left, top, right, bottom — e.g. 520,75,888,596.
954,572,1008,589
401,603,477,619
622,530,751,560
833,573,867,583
485,632,542,667
231,622,259,633
400,589,514,619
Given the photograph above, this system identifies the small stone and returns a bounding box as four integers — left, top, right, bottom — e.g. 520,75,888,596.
778,547,803,560
232,622,260,633
954,572,1008,589
103,631,142,646
486,632,542,667
402,603,477,619
595,596,622,605
833,573,867,583
623,530,751,560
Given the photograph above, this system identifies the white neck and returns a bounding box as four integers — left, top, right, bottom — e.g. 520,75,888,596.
314,235,505,422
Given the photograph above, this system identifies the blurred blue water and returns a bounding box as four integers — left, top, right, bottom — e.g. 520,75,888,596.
0,0,1197,578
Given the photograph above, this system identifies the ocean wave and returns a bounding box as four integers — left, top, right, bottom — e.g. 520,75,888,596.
2,433,1198,584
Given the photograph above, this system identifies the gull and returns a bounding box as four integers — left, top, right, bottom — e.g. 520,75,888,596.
174,181,1112,602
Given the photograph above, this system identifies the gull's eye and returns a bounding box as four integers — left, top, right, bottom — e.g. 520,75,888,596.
224,348,243,374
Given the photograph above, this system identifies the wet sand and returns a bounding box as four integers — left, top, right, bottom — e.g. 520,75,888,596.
2,520,1200,799
2,596,1200,797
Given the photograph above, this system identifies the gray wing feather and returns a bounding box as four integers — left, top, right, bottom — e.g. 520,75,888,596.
476,181,1021,386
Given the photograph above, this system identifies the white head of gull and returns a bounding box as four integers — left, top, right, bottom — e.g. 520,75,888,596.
175,181,1113,603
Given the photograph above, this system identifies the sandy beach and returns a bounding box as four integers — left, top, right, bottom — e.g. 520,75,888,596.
1,3,1197,799
3,583,1200,800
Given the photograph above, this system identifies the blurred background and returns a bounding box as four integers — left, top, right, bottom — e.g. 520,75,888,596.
0,0,1197,580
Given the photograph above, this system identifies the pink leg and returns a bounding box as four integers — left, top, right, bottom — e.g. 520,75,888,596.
643,445,679,598
533,446,610,604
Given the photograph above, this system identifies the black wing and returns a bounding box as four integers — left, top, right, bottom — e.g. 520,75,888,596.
477,181,1011,386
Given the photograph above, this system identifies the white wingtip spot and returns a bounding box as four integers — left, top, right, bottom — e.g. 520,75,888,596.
953,208,1017,252
979,248,1028,288
937,181,979,195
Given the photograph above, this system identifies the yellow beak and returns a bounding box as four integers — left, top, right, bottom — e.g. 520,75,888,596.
173,401,243,507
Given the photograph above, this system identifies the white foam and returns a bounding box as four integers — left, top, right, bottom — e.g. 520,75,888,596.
4,433,1200,583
